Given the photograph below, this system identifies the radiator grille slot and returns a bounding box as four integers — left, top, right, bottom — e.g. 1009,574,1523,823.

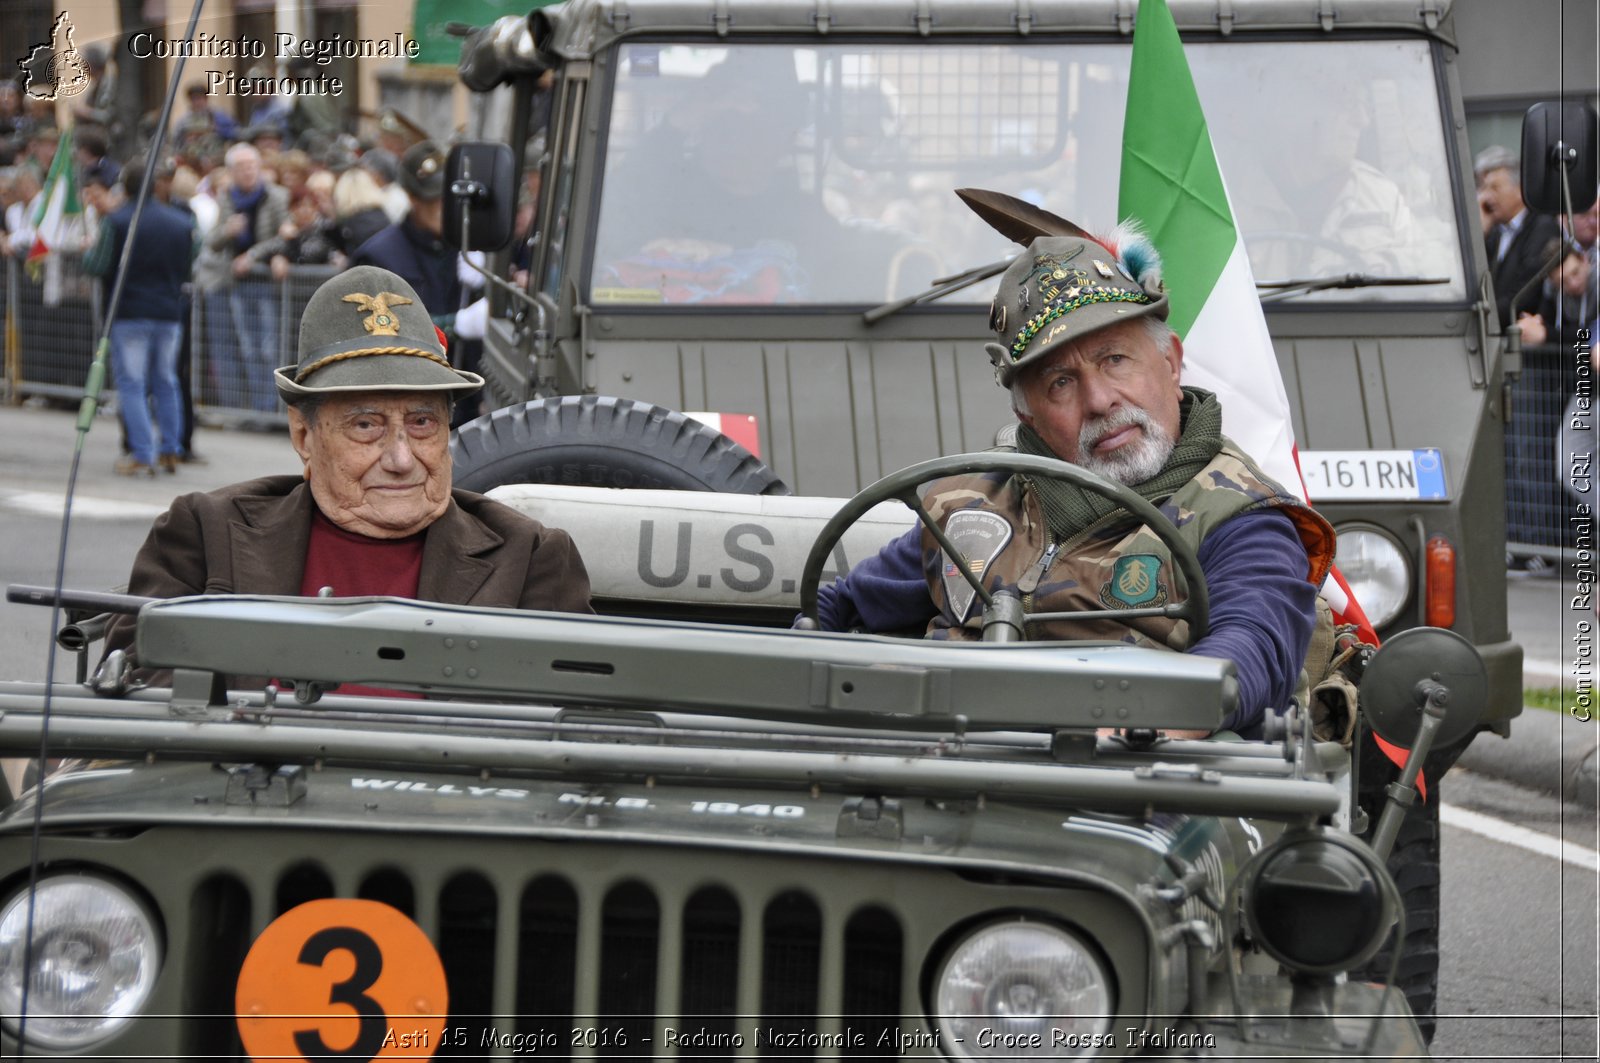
183,873,251,1060
517,874,578,1054
275,861,333,914
760,890,822,1059
843,905,905,1055
358,866,415,917
600,880,660,1054
681,886,741,1056
439,872,498,1057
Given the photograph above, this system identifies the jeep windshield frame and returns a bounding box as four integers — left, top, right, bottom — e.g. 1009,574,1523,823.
579,34,1469,309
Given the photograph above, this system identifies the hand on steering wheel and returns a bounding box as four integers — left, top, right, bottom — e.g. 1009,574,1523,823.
798,452,1209,647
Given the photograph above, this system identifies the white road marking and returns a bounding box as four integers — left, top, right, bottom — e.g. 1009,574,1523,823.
0,491,165,521
1441,803,1600,871
1522,655,1568,679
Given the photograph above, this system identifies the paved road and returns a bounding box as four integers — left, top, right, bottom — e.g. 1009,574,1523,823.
1,403,1597,1058
1432,768,1598,1062
1510,565,1589,690
0,403,293,682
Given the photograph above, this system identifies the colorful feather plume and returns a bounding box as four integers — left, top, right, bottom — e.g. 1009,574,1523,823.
1098,220,1163,292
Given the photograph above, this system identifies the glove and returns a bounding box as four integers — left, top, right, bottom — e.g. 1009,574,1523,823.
457,250,487,290
453,297,488,340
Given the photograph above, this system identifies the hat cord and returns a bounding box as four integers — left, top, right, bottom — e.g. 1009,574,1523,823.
294,346,454,383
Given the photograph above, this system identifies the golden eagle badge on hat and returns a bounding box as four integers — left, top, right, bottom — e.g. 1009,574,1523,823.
343,291,412,337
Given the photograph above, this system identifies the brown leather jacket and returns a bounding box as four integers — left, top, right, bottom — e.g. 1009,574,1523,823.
104,475,593,687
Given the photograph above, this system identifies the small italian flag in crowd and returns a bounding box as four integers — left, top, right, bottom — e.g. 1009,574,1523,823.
26,125,89,301
1117,0,1416,777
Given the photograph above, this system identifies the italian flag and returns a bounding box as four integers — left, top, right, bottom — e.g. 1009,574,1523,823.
27,126,85,267
25,126,89,306
1116,0,1374,643
1117,0,1418,782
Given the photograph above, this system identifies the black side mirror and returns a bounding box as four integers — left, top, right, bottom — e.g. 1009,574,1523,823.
443,142,516,252
1521,100,1598,215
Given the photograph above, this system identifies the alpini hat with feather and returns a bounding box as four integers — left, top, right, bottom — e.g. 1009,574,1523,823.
958,189,1169,388
274,265,483,400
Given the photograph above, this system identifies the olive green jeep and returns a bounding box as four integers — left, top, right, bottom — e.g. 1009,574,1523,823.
0,460,1483,1059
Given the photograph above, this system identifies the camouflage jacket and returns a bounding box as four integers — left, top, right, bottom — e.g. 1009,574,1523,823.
922,440,1336,647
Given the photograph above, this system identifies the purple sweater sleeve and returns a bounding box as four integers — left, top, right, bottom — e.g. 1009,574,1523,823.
814,525,929,632
812,509,1315,733
1189,509,1317,736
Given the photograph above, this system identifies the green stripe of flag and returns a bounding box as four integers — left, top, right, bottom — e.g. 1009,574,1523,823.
30,126,80,226
1116,0,1233,339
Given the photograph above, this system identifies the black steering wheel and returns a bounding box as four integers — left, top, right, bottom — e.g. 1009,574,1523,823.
797,452,1209,647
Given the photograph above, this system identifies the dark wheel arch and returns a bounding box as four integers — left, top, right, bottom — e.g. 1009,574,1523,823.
451,396,791,495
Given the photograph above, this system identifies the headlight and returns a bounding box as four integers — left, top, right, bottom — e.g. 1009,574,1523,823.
1240,829,1396,975
1334,524,1411,628
0,874,160,1048
934,919,1113,1059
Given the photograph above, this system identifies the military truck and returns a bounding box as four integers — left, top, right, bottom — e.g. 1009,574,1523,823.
0,464,1486,1059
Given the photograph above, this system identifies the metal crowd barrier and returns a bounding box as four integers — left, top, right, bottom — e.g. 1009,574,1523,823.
3,257,339,428
192,263,340,425
1506,340,1586,566
2,252,101,402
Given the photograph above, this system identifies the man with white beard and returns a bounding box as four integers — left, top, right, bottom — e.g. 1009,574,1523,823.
811,227,1335,738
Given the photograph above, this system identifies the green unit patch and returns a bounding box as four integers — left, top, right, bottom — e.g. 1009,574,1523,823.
1101,554,1167,609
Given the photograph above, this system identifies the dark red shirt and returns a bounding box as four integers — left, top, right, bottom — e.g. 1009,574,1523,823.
294,508,426,698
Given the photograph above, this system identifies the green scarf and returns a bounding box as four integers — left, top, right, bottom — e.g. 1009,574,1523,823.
1015,386,1223,543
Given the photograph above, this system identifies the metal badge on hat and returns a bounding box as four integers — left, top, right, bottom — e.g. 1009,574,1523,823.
342,292,413,336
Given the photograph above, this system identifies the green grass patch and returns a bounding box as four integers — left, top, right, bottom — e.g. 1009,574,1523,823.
1523,685,1586,713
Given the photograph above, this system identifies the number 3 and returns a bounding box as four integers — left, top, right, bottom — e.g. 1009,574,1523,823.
293,927,387,1061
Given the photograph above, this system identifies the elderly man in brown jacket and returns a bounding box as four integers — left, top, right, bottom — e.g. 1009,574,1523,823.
105,266,592,690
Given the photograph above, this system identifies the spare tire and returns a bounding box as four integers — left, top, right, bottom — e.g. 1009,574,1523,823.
451,396,791,495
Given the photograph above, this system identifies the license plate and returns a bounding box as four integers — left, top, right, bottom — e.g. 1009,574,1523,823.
1300,449,1448,501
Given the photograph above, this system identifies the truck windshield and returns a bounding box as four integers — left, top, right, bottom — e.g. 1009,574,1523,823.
589,38,1466,307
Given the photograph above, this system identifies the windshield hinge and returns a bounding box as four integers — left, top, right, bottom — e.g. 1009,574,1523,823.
1419,0,1443,30
1317,0,1335,31
813,0,831,34
225,764,307,808
713,0,731,36
610,0,630,32
1014,0,1032,35
1216,0,1234,35
837,795,903,841
1116,0,1135,34
170,667,226,715
915,1,932,36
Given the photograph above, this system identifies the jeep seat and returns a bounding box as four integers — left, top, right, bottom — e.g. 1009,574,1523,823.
488,484,916,624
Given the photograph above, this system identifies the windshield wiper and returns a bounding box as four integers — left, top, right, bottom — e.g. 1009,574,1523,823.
863,257,1014,325
1257,273,1449,303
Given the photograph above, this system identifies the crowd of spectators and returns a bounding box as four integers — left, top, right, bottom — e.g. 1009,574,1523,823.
1476,145,1600,562
0,66,518,471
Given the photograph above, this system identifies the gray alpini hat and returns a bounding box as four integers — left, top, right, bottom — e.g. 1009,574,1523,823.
986,226,1169,389
273,265,483,400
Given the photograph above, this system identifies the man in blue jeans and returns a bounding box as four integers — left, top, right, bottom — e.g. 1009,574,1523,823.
85,159,197,475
